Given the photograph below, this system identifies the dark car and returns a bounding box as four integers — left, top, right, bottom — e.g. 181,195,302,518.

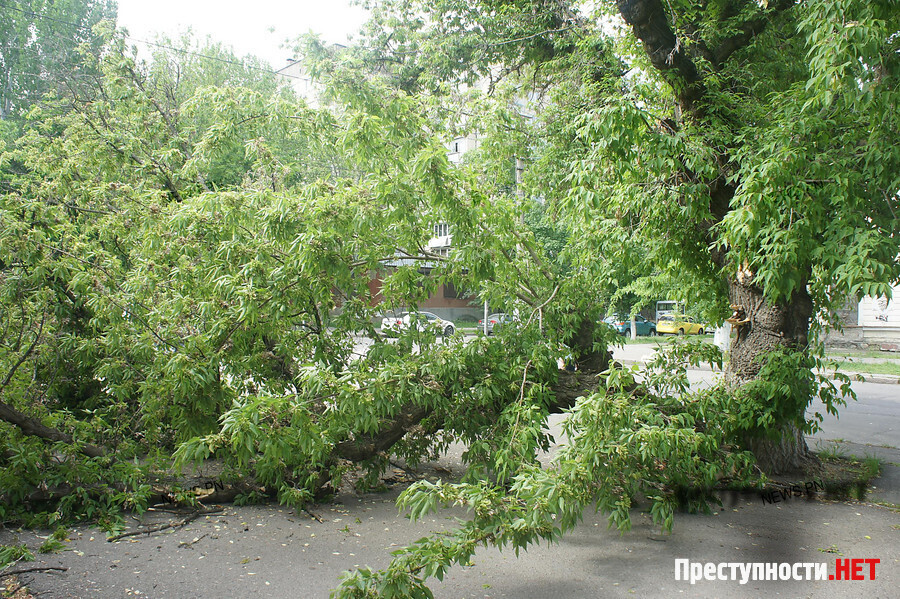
603,314,657,336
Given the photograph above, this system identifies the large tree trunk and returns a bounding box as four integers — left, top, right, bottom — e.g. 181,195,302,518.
615,0,814,474
727,273,816,474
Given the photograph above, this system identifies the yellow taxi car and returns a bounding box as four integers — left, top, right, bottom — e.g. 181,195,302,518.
656,314,706,335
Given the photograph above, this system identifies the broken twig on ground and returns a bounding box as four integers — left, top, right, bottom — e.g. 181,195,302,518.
107,507,223,542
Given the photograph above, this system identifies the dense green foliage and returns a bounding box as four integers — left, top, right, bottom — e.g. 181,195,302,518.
0,0,117,122
1,21,611,529
353,0,900,318
338,342,759,597
0,0,897,596
0,27,356,525
326,0,898,595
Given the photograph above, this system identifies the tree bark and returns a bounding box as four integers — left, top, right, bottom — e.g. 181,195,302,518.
549,370,606,411
727,274,816,474
616,0,704,111
0,400,107,458
334,404,432,462
742,422,813,475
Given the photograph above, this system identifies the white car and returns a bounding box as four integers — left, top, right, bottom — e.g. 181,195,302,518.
380,311,456,337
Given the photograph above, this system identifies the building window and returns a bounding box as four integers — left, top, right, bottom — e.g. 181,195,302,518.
433,223,450,238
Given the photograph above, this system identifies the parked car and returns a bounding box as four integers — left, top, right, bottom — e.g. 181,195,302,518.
656,314,706,335
478,313,515,335
603,314,657,336
380,311,456,337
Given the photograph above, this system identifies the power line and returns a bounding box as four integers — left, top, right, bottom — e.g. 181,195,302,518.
0,2,306,80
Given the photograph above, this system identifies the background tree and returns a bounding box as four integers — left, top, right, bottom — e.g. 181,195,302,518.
0,0,116,122
593,0,898,470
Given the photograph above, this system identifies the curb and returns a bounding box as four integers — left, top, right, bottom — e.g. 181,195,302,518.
616,359,900,385
840,372,900,385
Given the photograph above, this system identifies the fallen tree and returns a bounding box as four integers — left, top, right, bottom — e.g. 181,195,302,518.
2,28,623,522
1,2,897,595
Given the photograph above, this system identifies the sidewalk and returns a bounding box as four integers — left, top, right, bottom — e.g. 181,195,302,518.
612,342,900,385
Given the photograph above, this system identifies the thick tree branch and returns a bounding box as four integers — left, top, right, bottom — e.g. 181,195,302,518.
617,0,795,112
333,404,432,462
616,0,704,111
712,0,795,67
0,315,43,394
0,400,107,458
0,314,108,458
331,321,613,467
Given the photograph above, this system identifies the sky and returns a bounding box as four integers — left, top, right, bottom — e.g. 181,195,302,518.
115,0,370,69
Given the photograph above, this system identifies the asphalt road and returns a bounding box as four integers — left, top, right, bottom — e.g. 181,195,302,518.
678,370,900,450
807,380,899,450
